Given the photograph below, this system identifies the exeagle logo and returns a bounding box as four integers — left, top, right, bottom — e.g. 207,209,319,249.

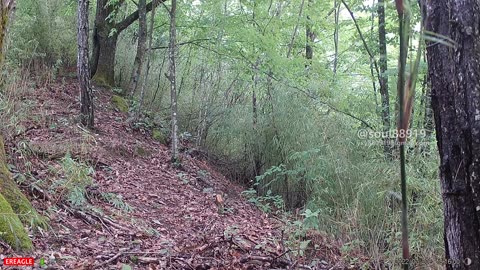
3,257,35,266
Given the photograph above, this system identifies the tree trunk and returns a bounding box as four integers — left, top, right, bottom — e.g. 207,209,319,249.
377,0,391,156
92,33,118,86
333,0,339,75
305,0,315,64
78,0,94,128
91,0,164,87
91,0,118,86
0,0,44,251
168,0,178,162
286,0,305,59
251,58,262,176
128,0,147,97
424,0,480,268
0,136,42,250
135,0,157,121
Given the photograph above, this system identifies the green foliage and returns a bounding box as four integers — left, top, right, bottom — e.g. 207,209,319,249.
152,128,168,144
7,0,77,67
101,192,133,213
177,172,189,184
51,153,93,207
242,188,284,214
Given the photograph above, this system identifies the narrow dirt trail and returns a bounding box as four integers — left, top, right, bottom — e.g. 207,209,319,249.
1,78,340,269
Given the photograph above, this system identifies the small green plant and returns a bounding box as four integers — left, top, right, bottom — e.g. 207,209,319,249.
177,172,189,184
101,192,133,212
51,153,93,207
242,188,284,214
300,209,320,230
197,169,210,180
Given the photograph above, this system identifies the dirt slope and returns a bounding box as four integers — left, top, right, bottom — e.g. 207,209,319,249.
0,78,343,269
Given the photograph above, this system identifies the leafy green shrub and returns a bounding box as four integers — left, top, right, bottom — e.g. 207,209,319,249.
7,0,77,68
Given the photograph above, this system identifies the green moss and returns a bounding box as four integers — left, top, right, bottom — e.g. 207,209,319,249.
0,136,47,229
0,193,33,251
111,95,129,113
152,129,168,144
135,146,151,157
92,73,113,88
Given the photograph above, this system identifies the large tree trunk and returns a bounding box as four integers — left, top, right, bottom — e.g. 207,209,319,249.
92,33,118,86
0,136,42,250
91,0,118,86
91,0,164,87
78,0,94,128
424,0,480,268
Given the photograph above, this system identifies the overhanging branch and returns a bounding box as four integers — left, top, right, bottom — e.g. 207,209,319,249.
150,38,211,50
116,0,166,33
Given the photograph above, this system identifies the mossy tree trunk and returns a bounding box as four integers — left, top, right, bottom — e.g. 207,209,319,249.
0,0,44,250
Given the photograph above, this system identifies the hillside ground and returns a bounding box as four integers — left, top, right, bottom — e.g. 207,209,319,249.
0,76,353,269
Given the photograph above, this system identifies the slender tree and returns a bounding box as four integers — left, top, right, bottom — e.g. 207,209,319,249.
305,0,315,64
395,0,411,268
333,0,340,75
167,0,178,162
377,0,391,156
128,0,147,97
135,0,157,121
77,0,94,128
286,0,305,59
423,0,480,268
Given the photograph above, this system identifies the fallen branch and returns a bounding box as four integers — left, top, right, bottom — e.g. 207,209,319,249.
240,255,291,268
95,251,125,269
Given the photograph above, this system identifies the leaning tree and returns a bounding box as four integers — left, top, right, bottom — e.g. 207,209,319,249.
424,0,480,269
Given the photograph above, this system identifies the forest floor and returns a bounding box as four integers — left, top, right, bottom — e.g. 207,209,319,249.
1,77,356,269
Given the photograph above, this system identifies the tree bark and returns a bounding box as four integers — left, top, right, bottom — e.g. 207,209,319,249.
135,0,157,121
90,0,118,85
0,0,44,251
424,0,480,268
168,0,178,162
78,0,94,128
305,0,315,65
377,0,391,156
333,0,339,75
128,0,147,97
91,0,164,86
286,0,305,59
